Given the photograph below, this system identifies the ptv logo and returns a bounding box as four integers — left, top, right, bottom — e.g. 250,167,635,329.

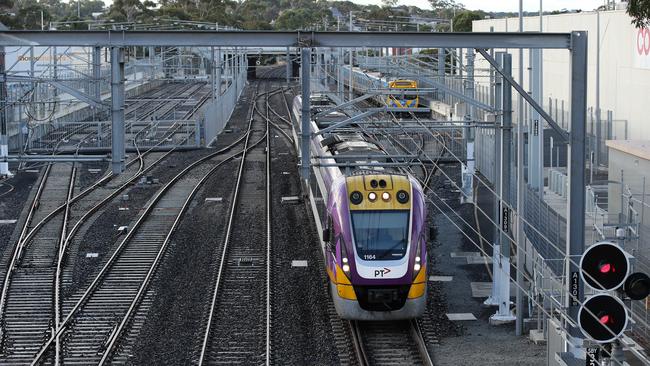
374,268,391,277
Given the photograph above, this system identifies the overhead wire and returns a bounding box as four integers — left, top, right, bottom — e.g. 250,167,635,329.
321,58,645,362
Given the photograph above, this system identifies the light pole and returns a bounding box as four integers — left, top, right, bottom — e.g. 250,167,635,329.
348,11,356,101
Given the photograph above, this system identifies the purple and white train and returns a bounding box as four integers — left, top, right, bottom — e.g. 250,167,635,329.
293,94,429,320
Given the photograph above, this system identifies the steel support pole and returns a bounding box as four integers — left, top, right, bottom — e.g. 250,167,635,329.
348,48,353,101
348,13,354,102
515,0,526,335
567,31,588,355
486,52,504,308
233,48,238,98
300,47,311,183
23,46,36,152
437,48,445,101
489,27,495,108
461,49,475,204
53,46,58,101
225,50,229,90
216,48,222,101
529,48,543,193
595,11,601,168
92,46,101,147
286,46,291,84
148,46,154,78
0,45,10,176
338,48,344,98
315,48,320,87
92,46,101,101
30,46,36,119
491,53,515,323
110,47,125,174
211,47,216,101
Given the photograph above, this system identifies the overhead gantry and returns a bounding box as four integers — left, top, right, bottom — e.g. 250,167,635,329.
0,31,588,358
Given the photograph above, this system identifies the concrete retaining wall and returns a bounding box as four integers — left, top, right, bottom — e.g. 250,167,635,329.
200,69,247,146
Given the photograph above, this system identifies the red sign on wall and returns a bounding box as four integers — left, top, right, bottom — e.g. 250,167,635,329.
635,27,650,68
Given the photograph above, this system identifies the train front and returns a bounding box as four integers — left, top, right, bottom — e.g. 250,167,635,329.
387,80,419,108
326,173,427,320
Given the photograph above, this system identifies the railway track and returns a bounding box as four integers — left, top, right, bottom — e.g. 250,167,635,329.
0,82,210,364
20,79,259,365
198,81,272,365
350,320,434,366
28,120,256,364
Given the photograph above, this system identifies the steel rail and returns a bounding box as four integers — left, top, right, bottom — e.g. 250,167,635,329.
0,121,92,344
0,82,205,361
8,81,204,259
30,119,255,365
0,163,51,342
53,86,213,363
349,320,433,366
44,86,216,363
257,88,295,148
53,165,76,365
265,84,272,366
198,81,266,365
199,83,259,366
410,320,435,366
97,135,266,365
350,321,371,366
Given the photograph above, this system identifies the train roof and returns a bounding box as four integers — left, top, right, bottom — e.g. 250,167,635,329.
308,95,391,172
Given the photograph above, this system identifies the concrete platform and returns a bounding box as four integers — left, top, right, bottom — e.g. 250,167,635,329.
429,275,453,282
470,282,520,298
430,166,545,366
446,313,477,321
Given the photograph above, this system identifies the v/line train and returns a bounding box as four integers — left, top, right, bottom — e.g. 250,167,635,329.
292,94,429,320
340,65,419,109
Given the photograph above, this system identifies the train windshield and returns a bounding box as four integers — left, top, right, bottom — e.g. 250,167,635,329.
351,210,409,261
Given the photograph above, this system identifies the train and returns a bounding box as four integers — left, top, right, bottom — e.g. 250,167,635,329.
292,93,429,320
340,65,420,109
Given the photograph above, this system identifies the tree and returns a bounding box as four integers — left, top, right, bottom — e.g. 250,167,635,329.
452,10,483,32
381,0,397,8
274,7,329,30
428,0,464,19
627,0,650,28
106,0,154,23
429,0,453,10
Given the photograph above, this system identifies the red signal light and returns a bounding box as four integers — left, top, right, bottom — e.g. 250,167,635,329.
580,242,629,291
599,263,612,274
599,314,611,325
579,294,628,343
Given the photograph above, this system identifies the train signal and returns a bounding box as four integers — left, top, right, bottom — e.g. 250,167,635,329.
578,294,628,343
624,272,650,300
578,241,650,343
579,242,629,291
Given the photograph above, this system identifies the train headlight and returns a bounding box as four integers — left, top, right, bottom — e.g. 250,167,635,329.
342,257,348,264
414,245,423,275
382,192,390,201
342,263,350,273
368,192,377,202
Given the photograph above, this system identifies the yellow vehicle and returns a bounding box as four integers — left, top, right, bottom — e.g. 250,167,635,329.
386,79,419,108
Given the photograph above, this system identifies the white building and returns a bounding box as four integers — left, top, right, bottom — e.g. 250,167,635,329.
472,8,650,139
